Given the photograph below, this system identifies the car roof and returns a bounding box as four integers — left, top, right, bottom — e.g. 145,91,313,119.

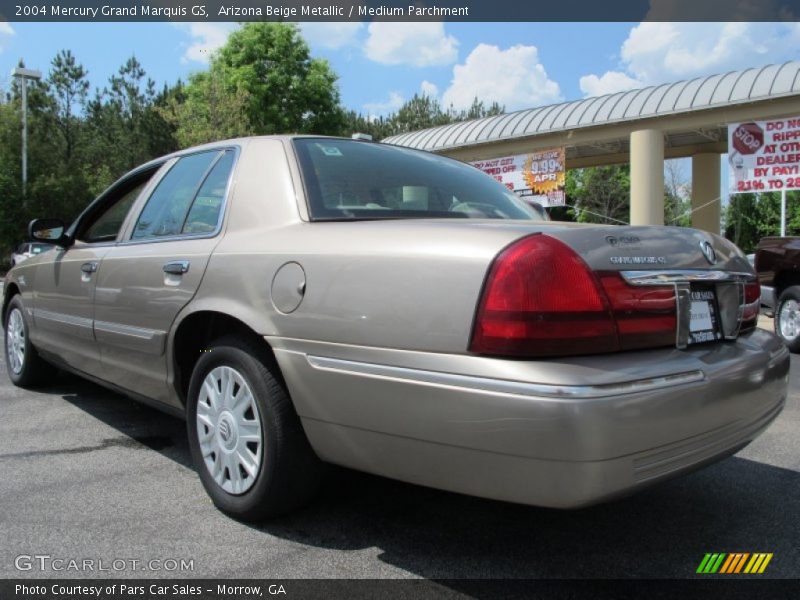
110,135,371,197
152,135,347,163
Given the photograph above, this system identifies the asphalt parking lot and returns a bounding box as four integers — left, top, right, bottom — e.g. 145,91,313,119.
0,321,798,581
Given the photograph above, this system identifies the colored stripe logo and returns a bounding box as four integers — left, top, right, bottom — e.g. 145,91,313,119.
696,553,773,574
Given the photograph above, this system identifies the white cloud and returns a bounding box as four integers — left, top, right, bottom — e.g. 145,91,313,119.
363,91,405,117
177,23,237,64
580,22,800,97
0,21,14,54
441,44,562,112
364,23,458,67
420,80,439,97
579,71,640,97
300,23,363,50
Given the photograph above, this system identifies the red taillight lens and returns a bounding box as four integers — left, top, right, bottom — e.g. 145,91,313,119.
744,281,761,304
470,234,677,358
598,273,677,350
741,281,760,330
469,235,617,357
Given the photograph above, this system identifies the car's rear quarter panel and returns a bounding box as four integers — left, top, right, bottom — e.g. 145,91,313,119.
179,137,788,508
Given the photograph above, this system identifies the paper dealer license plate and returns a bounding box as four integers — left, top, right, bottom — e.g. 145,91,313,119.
688,287,722,345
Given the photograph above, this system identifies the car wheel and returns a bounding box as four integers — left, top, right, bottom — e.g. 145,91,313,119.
775,286,800,352
4,295,56,387
186,335,322,520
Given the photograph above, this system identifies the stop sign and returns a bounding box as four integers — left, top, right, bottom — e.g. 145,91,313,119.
732,122,764,155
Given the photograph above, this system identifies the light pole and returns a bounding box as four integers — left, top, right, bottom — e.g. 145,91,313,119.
12,66,42,200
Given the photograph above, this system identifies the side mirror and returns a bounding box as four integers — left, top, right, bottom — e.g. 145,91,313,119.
28,218,69,246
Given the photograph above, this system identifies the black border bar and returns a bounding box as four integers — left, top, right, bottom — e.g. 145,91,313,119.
3,579,800,600
2,0,800,22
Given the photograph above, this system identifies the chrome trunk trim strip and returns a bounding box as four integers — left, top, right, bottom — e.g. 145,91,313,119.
621,270,755,285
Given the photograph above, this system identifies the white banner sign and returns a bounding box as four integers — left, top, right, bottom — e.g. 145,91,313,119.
471,147,566,207
728,117,800,194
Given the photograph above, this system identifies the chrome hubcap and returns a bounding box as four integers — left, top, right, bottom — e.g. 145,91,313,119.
6,308,25,375
196,366,262,495
779,299,800,342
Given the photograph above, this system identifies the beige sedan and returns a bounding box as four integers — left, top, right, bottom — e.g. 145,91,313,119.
3,136,789,520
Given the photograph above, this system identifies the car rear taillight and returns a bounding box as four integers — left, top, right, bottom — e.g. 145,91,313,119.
597,273,677,350
741,281,761,331
469,234,677,358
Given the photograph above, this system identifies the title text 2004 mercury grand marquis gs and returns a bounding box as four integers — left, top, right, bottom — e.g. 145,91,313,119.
3,136,789,520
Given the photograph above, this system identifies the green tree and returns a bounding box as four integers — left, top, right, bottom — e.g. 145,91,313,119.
84,55,177,192
47,50,89,164
192,23,345,137
342,94,505,142
566,165,631,225
0,168,24,257
0,58,93,259
161,75,253,147
392,94,453,133
458,97,504,121
724,191,800,253
664,159,692,227
341,110,395,141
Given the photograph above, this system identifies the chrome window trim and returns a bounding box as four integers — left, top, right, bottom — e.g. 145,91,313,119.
118,145,240,246
306,355,705,400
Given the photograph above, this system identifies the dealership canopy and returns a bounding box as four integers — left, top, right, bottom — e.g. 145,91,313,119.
384,61,800,233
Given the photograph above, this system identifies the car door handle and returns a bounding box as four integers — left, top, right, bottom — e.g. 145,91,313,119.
163,260,190,275
80,262,98,274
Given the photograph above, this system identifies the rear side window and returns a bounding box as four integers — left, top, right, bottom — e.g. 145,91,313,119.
182,150,235,234
132,150,234,240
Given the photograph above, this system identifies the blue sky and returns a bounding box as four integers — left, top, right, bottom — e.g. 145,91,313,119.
1,22,798,117
1,21,798,207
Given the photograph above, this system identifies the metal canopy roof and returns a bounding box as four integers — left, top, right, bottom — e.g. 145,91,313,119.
383,62,800,154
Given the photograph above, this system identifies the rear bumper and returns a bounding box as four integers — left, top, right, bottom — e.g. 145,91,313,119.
271,330,790,508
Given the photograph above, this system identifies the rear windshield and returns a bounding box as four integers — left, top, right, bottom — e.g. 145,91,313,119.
293,139,543,221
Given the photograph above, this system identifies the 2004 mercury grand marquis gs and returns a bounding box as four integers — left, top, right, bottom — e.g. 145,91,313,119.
3,136,789,520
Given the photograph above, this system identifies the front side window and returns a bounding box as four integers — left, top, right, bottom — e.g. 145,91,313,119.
132,151,230,240
293,139,543,221
79,174,155,244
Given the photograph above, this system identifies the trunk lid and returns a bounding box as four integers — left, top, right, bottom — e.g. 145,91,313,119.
542,224,753,274
460,221,758,356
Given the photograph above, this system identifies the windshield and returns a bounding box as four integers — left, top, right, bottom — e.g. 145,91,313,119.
293,139,543,221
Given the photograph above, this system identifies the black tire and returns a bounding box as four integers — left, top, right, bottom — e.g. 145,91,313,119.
186,335,322,521
4,295,56,387
775,285,800,352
